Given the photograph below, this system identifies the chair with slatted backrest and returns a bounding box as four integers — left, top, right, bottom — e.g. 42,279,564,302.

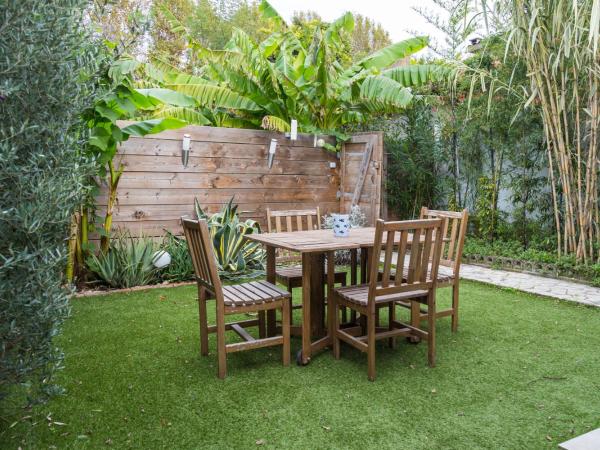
416,207,468,332
266,208,348,323
379,208,469,332
331,218,444,381
182,218,291,379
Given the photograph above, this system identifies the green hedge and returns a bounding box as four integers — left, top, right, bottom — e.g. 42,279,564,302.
0,0,100,403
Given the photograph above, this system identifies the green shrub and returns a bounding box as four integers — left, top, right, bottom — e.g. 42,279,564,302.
0,0,100,403
159,231,194,283
86,233,159,289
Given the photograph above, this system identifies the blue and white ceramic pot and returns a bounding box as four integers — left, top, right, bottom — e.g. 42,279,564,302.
332,214,350,237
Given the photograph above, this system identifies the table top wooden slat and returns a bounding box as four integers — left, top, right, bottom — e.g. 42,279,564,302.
247,227,442,253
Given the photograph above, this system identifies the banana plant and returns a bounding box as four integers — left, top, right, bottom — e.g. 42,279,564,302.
68,58,190,282
195,197,264,276
146,1,452,148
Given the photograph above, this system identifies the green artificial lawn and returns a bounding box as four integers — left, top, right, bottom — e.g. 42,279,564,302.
2,281,600,449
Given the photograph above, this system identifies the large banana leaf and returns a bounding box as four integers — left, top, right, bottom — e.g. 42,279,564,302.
259,0,286,27
325,12,354,46
167,83,261,111
359,76,413,109
153,106,211,125
357,36,429,70
136,88,197,107
261,115,290,131
120,118,187,137
383,64,453,86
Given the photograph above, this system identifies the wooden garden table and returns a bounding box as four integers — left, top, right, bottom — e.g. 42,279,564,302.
248,227,436,365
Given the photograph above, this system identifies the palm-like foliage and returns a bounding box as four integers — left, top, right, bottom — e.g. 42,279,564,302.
145,1,450,142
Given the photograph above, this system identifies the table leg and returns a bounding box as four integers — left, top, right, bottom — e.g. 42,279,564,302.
327,251,335,340
266,245,277,337
301,252,312,364
360,247,369,283
350,249,358,324
310,253,326,337
350,249,358,284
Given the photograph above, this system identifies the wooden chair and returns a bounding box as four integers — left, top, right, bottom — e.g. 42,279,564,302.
266,208,348,321
182,218,291,379
393,208,469,332
331,218,445,381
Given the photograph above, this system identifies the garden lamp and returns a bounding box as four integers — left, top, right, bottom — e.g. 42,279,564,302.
152,250,171,269
268,138,277,169
181,134,191,168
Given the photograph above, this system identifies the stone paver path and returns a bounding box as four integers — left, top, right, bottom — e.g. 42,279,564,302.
446,263,600,307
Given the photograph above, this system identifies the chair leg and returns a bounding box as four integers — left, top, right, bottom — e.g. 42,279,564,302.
367,311,376,381
410,299,420,328
388,302,396,349
359,313,367,335
427,292,436,368
451,282,459,332
340,278,347,323
332,295,340,360
258,311,266,339
216,307,227,379
282,300,291,366
198,286,209,356
409,299,421,343
287,282,294,326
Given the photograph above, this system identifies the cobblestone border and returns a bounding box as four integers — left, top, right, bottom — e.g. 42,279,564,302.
463,254,596,287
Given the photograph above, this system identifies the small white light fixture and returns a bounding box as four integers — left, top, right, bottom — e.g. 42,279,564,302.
329,161,337,169
152,250,171,269
268,138,277,168
290,119,298,141
316,138,325,148
181,134,191,167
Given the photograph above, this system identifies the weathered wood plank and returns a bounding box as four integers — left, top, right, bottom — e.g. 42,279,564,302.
97,187,337,206
117,120,336,147
119,154,335,175
351,140,374,206
96,201,341,221
117,172,338,189
119,138,336,162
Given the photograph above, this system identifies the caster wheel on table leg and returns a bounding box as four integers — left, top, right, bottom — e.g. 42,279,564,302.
407,335,421,344
296,350,310,366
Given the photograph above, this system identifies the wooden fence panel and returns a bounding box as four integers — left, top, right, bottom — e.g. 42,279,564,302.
96,123,382,237
339,132,384,225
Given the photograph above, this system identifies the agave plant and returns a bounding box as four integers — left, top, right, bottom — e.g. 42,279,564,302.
195,197,264,276
159,231,194,282
86,232,159,288
145,1,449,145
